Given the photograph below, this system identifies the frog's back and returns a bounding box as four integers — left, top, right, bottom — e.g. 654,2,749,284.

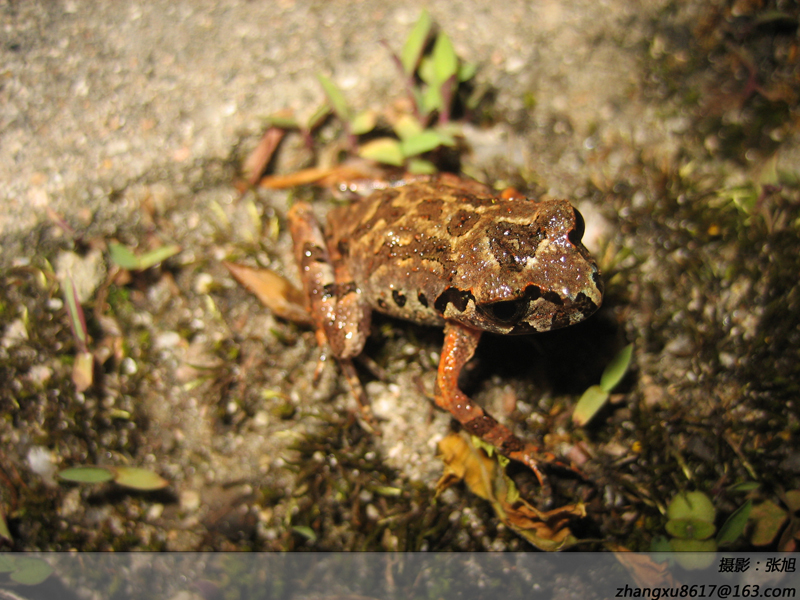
326,174,602,334
326,176,496,324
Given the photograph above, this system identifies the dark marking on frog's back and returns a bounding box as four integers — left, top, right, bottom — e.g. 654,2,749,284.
377,232,453,269
415,197,445,222
351,190,405,239
488,221,546,272
446,209,481,237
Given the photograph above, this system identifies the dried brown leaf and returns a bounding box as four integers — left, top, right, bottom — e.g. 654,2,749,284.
436,432,584,551
243,127,285,187
258,167,335,189
436,432,496,500
258,163,393,190
611,547,679,588
749,500,788,546
224,262,312,325
72,351,94,392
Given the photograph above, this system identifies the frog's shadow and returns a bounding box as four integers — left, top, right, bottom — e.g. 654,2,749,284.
467,313,618,397
366,309,618,398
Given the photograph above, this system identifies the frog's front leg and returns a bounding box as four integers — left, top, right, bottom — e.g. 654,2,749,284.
435,321,558,486
287,202,373,417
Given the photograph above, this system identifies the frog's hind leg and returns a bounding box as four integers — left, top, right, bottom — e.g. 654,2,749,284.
435,321,562,489
287,201,374,424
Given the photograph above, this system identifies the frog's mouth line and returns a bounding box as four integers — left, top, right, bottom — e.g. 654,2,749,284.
434,285,600,334
477,284,555,325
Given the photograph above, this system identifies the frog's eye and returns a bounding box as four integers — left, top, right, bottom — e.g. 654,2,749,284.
568,208,586,245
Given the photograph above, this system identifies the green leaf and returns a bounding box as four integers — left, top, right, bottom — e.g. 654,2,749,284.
727,481,760,493
372,486,402,497
431,32,458,83
292,525,317,542
59,466,115,484
393,114,424,140
421,83,444,114
418,55,437,85
665,518,716,541
10,557,53,586
358,138,405,166
350,110,377,135
572,385,609,426
719,184,758,214
112,466,169,491
317,73,351,122
407,158,437,174
470,435,497,457
208,201,231,232
305,104,331,132
401,10,432,75
432,125,458,146
600,343,633,393
399,130,445,157
716,500,752,546
265,113,300,129
457,61,477,82
411,87,428,119
667,491,716,524
135,245,181,270
109,242,142,270
109,243,179,271
62,274,88,351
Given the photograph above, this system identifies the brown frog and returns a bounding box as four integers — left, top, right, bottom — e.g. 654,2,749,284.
287,173,603,481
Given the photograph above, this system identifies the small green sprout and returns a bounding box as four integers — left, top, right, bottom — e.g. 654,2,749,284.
58,465,169,491
62,273,93,392
109,242,181,271
664,491,717,568
264,10,478,175
291,525,317,543
716,499,752,546
573,343,633,426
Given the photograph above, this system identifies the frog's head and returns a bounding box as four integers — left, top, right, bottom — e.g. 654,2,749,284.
434,200,603,335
